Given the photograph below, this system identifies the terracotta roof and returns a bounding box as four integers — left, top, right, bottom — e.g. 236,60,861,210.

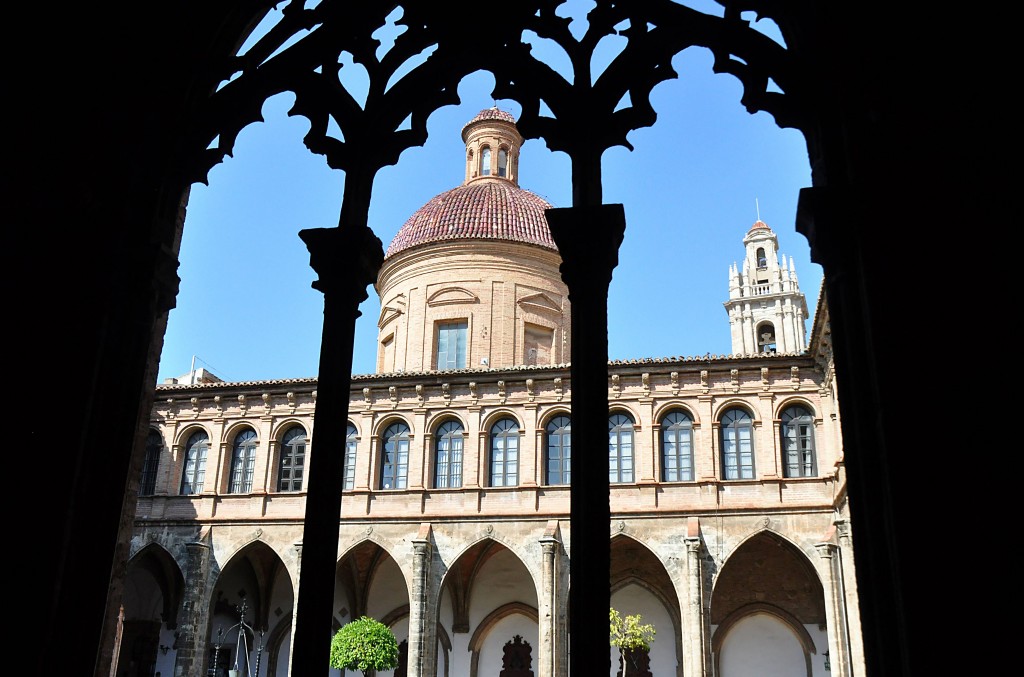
462,107,516,133
385,181,557,258
154,350,813,388
747,219,771,233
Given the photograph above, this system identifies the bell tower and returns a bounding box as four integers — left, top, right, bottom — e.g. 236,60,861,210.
725,219,809,354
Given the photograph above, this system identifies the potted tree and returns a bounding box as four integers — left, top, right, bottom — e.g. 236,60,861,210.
609,607,656,677
329,616,400,676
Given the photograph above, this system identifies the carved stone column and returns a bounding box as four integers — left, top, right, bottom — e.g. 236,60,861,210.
684,534,708,677
835,520,866,677
408,524,436,677
173,540,212,677
816,542,851,677
290,224,384,676
538,530,563,677
283,541,303,677
546,204,625,676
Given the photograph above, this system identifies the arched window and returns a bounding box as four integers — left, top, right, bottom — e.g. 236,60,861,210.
278,426,306,491
180,430,208,495
140,430,162,496
660,410,694,482
781,405,817,477
545,415,571,485
758,323,777,353
434,420,464,488
497,148,508,177
380,421,410,490
480,146,491,176
489,418,519,487
344,423,357,490
609,413,635,483
721,408,755,479
229,428,257,493
756,247,767,268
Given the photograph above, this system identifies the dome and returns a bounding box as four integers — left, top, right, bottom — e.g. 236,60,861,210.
461,106,517,137
384,174,557,259
385,106,558,259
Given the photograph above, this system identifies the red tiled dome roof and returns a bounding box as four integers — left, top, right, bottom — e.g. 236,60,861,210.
462,107,516,134
748,219,771,233
385,181,556,258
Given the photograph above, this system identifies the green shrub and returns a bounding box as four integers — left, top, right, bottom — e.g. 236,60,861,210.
610,607,656,676
329,616,400,676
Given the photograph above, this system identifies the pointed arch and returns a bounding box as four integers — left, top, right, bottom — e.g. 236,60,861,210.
336,538,409,625
210,539,291,639
711,529,826,674
124,542,186,631
439,535,540,635
609,534,683,677
467,602,539,677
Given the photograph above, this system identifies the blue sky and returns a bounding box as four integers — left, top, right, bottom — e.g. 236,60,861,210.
157,2,820,383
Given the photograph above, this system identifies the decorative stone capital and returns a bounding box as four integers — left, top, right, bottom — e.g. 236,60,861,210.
539,537,560,556
412,540,432,558
299,224,384,306
545,204,625,293
815,542,837,560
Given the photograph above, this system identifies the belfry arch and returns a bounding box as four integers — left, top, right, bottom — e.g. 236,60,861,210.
24,2,973,676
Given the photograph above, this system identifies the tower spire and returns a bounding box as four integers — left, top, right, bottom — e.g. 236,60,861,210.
724,218,809,354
